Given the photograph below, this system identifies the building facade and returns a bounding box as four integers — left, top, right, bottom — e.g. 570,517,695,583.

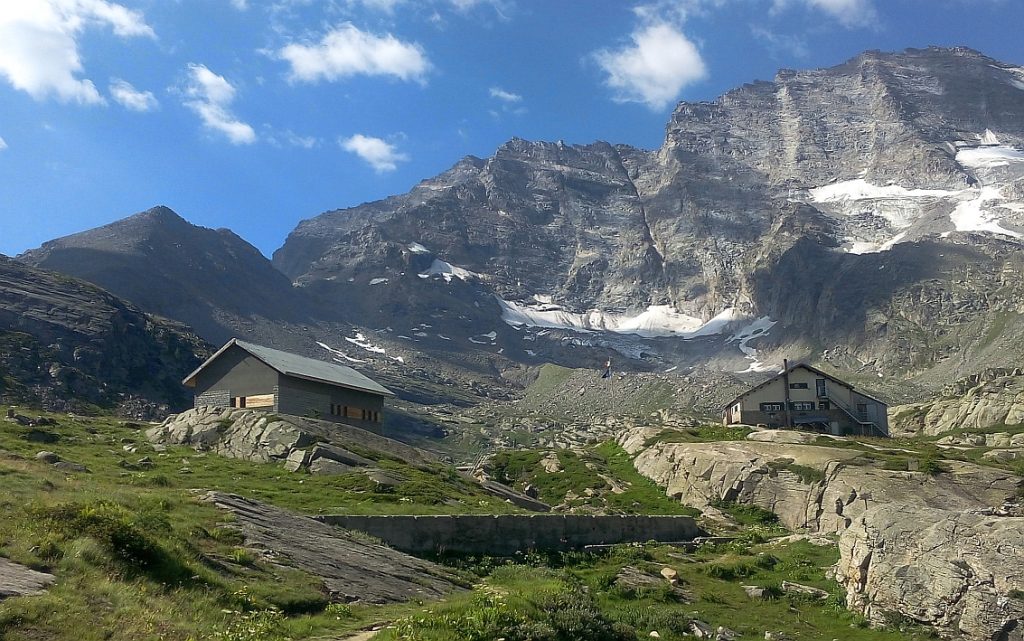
183,339,394,429
722,363,888,437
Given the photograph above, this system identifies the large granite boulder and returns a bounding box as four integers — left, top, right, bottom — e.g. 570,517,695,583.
891,373,1024,437
621,432,1017,533
147,407,435,473
837,504,1024,640
200,492,465,604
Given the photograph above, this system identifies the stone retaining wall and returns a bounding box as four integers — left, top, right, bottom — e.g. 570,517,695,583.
316,514,699,555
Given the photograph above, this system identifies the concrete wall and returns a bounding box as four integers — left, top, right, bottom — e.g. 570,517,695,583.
316,514,699,555
276,376,384,428
192,345,280,399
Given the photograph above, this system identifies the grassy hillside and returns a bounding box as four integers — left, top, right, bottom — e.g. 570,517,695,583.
0,406,940,641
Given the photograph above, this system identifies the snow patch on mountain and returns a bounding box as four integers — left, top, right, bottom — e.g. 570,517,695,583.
498,298,743,338
728,316,777,373
956,145,1024,169
420,258,478,282
407,242,430,254
950,187,1023,239
810,179,959,203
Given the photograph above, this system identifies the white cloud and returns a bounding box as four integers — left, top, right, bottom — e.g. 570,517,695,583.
183,63,256,145
750,24,809,58
489,86,521,102
0,0,154,104
340,133,408,172
772,0,877,27
230,0,248,9
109,78,157,111
594,21,706,110
0,136,7,150
356,0,405,12
278,23,431,84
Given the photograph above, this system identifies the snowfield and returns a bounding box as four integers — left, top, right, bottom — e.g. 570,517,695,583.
498,298,747,339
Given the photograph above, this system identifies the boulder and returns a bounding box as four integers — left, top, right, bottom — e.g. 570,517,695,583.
35,451,60,464
837,504,1024,640
200,492,464,604
623,435,1018,533
0,558,56,600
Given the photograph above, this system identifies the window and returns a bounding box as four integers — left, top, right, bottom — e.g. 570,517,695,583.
231,396,246,408
760,402,784,412
857,403,868,419
791,401,815,411
789,382,808,389
816,379,827,397
818,401,830,410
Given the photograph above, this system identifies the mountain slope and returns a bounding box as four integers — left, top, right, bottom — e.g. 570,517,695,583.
20,206,311,344
269,46,1024,394
0,255,209,414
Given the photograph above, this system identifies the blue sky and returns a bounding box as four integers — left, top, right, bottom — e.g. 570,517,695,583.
1,0,1022,258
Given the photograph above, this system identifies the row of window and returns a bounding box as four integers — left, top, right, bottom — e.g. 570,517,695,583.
329,403,381,423
760,401,830,412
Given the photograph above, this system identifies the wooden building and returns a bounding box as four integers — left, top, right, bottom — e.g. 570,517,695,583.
722,362,888,437
183,338,394,428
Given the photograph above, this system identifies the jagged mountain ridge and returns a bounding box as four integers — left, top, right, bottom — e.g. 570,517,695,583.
21,206,317,345
270,46,1024,389
0,255,209,415
18,46,1024,405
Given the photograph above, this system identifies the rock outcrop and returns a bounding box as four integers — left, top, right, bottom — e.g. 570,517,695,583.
147,407,436,472
200,492,465,604
837,504,1024,640
891,372,1024,436
0,255,208,415
0,557,55,600
620,432,1018,533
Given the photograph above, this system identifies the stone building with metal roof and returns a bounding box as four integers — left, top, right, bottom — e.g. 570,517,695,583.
722,361,888,437
183,338,394,428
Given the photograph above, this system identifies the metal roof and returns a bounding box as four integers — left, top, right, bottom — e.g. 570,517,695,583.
722,361,886,409
183,338,395,397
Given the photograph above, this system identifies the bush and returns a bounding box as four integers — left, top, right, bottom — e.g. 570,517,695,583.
30,501,192,584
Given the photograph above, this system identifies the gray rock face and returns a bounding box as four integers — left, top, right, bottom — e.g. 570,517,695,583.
0,255,208,415
621,433,1017,533
837,504,1024,640
19,207,311,345
891,372,1024,436
200,492,464,604
267,46,1024,385
0,557,55,600
147,407,436,473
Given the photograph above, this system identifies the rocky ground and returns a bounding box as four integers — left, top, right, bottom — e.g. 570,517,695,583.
200,492,466,604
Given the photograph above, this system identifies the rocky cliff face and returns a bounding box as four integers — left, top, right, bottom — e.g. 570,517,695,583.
891,370,1024,436
269,46,1024,391
619,431,1017,533
621,427,1024,639
18,47,1024,404
837,505,1024,640
0,256,208,414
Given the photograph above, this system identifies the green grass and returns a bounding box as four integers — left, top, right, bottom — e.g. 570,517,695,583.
766,460,826,485
486,443,699,515
0,406,519,641
375,541,934,641
647,424,753,446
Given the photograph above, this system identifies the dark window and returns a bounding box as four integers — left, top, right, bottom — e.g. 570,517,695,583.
791,401,815,411
789,382,808,389
816,379,827,397
857,403,868,419
818,401,830,410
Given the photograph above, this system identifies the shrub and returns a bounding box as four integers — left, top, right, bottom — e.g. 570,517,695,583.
30,501,192,584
